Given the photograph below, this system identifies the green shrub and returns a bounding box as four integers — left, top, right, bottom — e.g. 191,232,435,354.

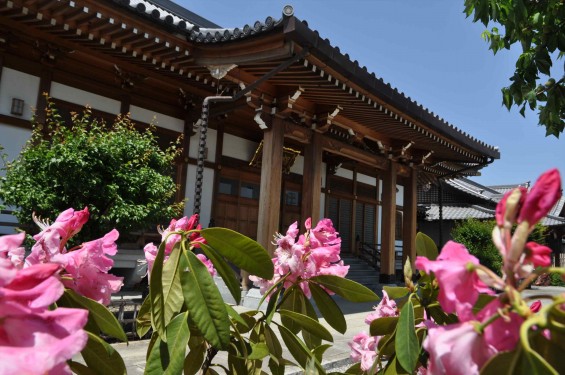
0,98,183,243
451,218,547,275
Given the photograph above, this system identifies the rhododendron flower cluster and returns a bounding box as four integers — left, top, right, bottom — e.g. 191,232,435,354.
349,169,565,375
21,207,124,305
143,214,215,278
349,290,398,371
0,234,88,375
250,218,349,298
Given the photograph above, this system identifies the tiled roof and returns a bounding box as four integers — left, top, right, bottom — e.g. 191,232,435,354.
444,178,501,202
424,205,495,221
114,0,500,160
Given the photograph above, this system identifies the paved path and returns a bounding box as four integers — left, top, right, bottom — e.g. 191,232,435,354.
109,286,565,374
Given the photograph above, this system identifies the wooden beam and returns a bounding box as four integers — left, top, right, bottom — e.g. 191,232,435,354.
35,67,52,124
402,167,418,273
380,161,397,283
256,117,284,255
301,131,322,224
321,136,389,170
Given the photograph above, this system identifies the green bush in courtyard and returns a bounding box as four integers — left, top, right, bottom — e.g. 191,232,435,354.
0,98,183,243
451,218,547,275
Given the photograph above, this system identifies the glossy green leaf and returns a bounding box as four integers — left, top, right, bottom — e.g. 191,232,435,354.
268,357,285,375
145,335,169,375
266,285,283,325
180,250,230,349
302,294,322,349
248,342,270,360
150,241,169,339
225,303,249,329
161,243,185,328
521,347,559,375
67,289,128,342
383,286,410,300
312,344,332,362
279,309,333,342
309,275,379,302
305,358,320,375
415,232,438,260
309,282,347,334
200,228,274,279
280,287,304,334
136,295,152,338
81,332,126,375
200,242,241,304
395,299,419,373
68,361,97,375
184,341,206,375
278,324,317,370
264,324,283,360
481,350,520,375
164,312,190,375
370,316,399,337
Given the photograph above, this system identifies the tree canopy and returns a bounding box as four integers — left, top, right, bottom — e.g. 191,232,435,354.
0,99,184,243
464,0,564,137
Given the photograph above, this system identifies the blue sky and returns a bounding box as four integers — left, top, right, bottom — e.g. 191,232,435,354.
178,0,564,188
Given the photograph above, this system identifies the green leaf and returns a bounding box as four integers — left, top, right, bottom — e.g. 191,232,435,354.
370,316,399,336
264,324,283,360
180,250,230,349
150,241,168,339
248,342,270,360
65,289,127,342
200,242,241,304
81,332,127,375
145,335,169,375
184,341,206,375
481,350,520,375
383,286,410,300
200,228,274,279
278,324,319,370
415,232,438,260
309,282,347,334
302,294,322,349
161,242,185,327
309,275,379,302
68,361,98,375
279,309,333,342
266,285,283,325
395,299,419,373
280,286,304,334
164,312,190,375
225,303,249,329
312,344,332,362
136,295,152,338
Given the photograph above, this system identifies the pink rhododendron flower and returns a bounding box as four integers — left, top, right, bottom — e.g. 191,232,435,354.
365,290,398,324
495,187,526,228
196,253,217,277
524,242,552,267
60,229,123,305
415,241,493,320
0,232,25,269
250,218,348,299
0,261,88,375
349,332,379,372
424,321,496,375
144,242,159,277
26,207,89,266
518,169,562,227
161,214,205,255
477,299,523,352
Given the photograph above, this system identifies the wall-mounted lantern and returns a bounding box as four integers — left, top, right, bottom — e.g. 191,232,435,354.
10,98,25,116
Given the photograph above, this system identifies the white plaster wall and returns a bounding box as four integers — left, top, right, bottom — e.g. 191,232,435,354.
184,164,214,227
0,124,32,234
289,154,304,175
189,127,217,163
0,124,32,173
335,167,353,180
222,133,258,162
0,68,40,120
129,105,184,133
357,173,377,187
319,193,326,220
396,185,404,206
320,163,327,188
50,82,121,114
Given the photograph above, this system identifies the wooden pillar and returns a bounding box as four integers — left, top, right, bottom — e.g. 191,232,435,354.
120,94,131,115
301,131,322,224
256,117,284,254
379,161,397,283
35,68,52,125
402,168,418,272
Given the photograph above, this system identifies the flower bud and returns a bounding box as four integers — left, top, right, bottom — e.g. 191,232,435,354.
524,242,552,267
518,169,562,227
495,188,526,228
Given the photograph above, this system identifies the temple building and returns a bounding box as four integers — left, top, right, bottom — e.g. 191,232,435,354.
0,0,500,285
